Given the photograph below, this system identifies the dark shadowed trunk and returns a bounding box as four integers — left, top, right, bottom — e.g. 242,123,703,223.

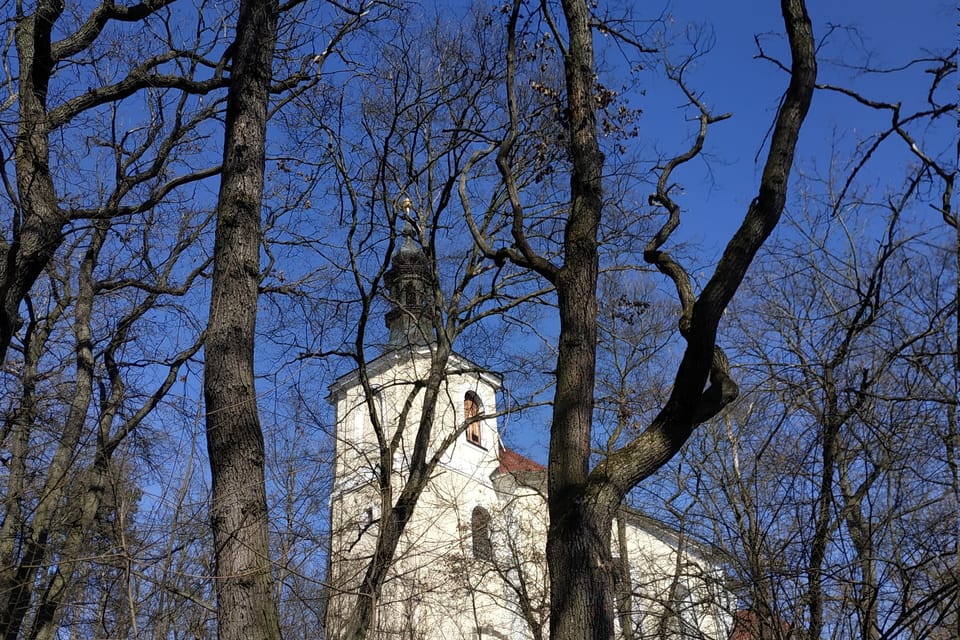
2,0,70,364
203,0,282,637
545,1,816,639
1,0,218,366
545,1,612,638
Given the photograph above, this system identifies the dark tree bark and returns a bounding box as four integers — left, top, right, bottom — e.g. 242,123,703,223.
540,1,817,639
545,1,613,638
202,0,282,637
1,0,223,366
2,0,72,365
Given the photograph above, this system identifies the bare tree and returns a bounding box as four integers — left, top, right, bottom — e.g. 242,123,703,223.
0,0,229,365
308,10,554,638
462,1,816,637
202,0,386,635
668,159,956,640
0,198,209,638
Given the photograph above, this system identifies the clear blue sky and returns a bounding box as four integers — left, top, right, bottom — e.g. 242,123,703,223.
500,0,957,464
653,0,955,249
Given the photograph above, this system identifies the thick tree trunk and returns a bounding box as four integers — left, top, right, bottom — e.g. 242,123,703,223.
544,1,816,639
547,499,616,640
1,2,68,365
203,0,281,637
547,1,608,638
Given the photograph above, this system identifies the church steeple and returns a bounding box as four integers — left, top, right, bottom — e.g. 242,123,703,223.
384,197,434,349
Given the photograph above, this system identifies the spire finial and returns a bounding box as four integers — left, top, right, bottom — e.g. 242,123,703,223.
384,194,432,350
399,195,414,217
396,195,420,246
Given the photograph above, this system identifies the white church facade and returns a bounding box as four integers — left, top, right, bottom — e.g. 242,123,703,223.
324,219,732,639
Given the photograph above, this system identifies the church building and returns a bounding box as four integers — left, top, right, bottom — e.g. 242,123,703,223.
324,213,732,639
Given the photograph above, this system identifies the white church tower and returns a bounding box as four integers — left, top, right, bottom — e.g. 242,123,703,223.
325,210,732,639
325,211,539,639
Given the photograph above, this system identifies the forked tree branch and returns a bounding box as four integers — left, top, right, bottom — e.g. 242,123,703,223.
593,0,817,505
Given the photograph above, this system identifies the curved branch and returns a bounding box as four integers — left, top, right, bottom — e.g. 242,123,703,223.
644,59,731,333
51,0,177,62
494,0,560,283
594,0,817,504
48,60,228,129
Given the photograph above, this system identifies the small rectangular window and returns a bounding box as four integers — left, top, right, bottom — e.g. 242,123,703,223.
465,392,482,446
467,421,482,446
472,506,493,561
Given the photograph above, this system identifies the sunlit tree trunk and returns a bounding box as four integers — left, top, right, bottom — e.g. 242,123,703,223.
203,0,282,636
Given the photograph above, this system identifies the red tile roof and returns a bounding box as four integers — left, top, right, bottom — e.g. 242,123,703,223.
498,446,546,473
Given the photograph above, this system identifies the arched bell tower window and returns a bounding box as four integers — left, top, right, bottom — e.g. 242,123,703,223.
464,391,482,446
471,506,493,561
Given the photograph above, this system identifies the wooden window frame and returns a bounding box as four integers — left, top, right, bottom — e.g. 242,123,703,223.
464,391,482,446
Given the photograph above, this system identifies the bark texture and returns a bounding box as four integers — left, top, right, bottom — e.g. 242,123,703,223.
546,1,612,638
545,1,817,639
202,0,282,637
2,0,69,364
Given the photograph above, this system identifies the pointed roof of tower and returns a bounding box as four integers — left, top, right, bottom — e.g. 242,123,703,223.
384,197,434,350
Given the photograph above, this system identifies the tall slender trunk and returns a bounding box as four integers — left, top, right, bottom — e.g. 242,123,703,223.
837,457,881,640
807,373,840,640
203,0,281,637
547,1,608,638
0,224,102,640
615,516,635,640
807,458,834,640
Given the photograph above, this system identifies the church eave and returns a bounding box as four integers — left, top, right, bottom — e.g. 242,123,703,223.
327,348,502,402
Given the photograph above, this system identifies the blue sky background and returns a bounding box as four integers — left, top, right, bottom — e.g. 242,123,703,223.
493,0,957,464
638,0,955,251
